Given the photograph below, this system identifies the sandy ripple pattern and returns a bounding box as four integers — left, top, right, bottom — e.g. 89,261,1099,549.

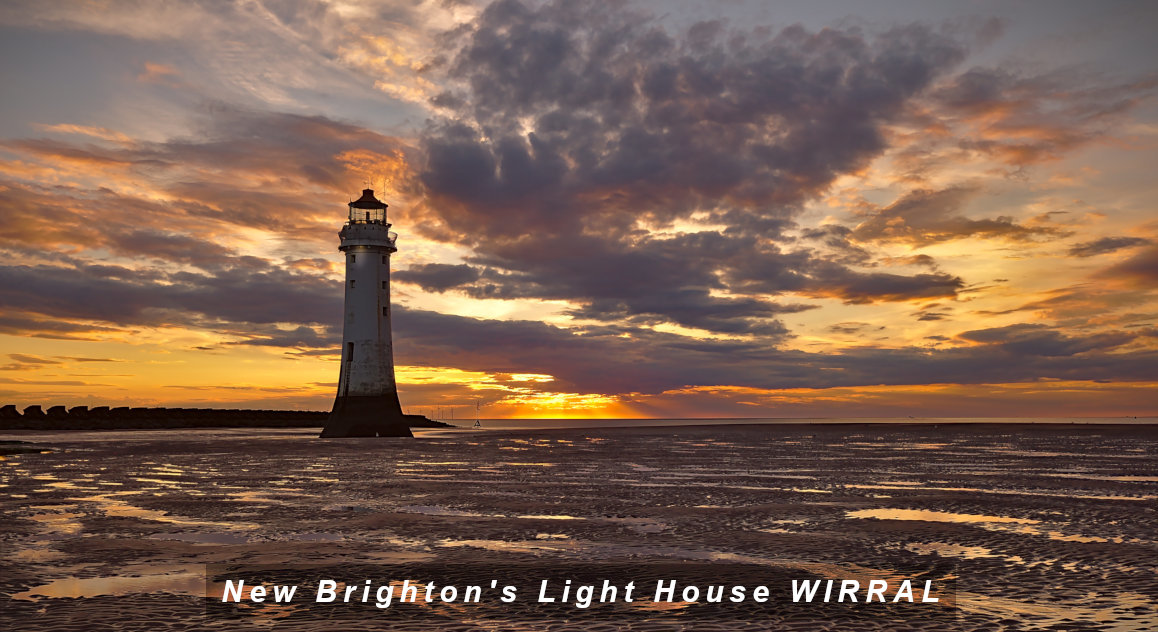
1,423,1156,631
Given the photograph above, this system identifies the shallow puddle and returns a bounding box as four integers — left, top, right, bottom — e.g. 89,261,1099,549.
905,542,996,559
71,492,259,529
14,567,203,600
149,532,251,544
397,505,492,517
847,508,1039,525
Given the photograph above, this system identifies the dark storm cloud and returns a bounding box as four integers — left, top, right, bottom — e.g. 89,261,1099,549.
851,186,1065,245
224,324,338,350
1097,245,1158,288
0,262,340,331
0,312,124,340
105,229,239,269
1068,236,1151,258
456,232,823,334
803,265,963,304
394,234,766,334
958,323,1136,357
722,249,964,303
799,225,872,265
414,0,976,333
568,294,800,337
429,1,966,229
395,263,482,291
420,232,961,334
160,106,405,189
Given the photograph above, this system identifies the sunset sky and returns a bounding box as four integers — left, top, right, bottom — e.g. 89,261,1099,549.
1,0,1156,418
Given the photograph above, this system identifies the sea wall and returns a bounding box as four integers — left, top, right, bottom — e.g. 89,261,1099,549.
0,405,451,430
0,405,326,430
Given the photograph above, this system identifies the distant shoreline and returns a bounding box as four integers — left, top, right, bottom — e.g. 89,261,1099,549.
0,405,450,431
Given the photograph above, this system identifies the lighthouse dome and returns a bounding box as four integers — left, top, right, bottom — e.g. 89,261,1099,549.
348,188,387,223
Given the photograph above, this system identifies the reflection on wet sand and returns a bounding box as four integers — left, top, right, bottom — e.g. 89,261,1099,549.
847,508,1040,524
14,567,204,600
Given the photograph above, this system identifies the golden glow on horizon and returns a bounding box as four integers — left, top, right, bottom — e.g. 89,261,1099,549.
486,392,632,419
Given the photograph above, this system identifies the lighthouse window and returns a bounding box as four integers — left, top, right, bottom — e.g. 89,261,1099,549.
381,281,387,290
347,342,353,361
349,255,355,263
349,280,355,288
383,307,388,316
382,256,387,264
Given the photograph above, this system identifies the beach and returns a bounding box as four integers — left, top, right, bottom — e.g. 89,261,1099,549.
2,422,1156,630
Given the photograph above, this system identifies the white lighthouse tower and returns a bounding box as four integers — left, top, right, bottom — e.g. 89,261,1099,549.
320,189,412,438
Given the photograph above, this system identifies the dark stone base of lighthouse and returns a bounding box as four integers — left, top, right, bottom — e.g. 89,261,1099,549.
321,394,413,438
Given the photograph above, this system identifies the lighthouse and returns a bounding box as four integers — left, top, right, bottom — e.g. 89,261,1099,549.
320,189,412,438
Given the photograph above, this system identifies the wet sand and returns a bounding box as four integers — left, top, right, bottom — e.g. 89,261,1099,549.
1,423,1156,630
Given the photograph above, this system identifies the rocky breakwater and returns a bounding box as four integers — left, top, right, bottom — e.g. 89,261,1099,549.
0,405,449,431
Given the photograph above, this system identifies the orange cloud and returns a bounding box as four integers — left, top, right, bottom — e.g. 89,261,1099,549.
137,62,180,83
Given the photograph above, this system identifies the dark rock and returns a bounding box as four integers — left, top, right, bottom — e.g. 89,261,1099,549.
405,414,454,428
46,405,69,418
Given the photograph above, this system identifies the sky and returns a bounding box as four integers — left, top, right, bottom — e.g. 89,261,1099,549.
1,0,1156,419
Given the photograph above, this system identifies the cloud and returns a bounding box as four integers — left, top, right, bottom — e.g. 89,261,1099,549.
932,66,1158,167
799,225,872,265
0,311,125,340
225,324,338,350
851,186,1067,246
0,261,340,331
957,323,1136,356
137,61,181,83
32,123,134,143
1097,245,1158,288
1,353,118,371
8,353,61,365
423,4,968,229
827,322,884,335
2,353,65,370
408,0,978,332
1068,236,1151,258
395,263,482,291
